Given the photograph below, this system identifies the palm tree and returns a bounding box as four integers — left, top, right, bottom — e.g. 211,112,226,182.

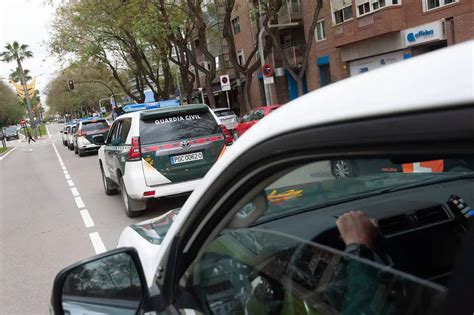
0,41,37,137
9,67,32,83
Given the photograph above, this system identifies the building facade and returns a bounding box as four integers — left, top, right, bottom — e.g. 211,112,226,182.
228,0,473,110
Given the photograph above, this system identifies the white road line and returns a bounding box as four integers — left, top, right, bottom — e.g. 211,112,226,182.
0,147,17,161
63,170,68,175
67,179,75,187
61,166,67,170
80,210,95,228
74,196,85,209
71,187,80,197
45,124,52,139
65,174,71,180
89,232,106,254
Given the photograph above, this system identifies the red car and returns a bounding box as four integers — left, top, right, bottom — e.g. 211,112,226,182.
232,105,281,140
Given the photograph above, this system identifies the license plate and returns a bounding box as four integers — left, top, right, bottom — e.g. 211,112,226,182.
171,152,203,164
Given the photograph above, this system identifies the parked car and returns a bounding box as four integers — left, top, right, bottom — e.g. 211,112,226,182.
73,118,110,157
233,104,280,140
51,42,474,315
98,104,229,217
213,108,238,131
60,124,72,146
4,126,19,141
66,122,78,150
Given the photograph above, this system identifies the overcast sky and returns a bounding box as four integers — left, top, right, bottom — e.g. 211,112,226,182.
0,0,60,106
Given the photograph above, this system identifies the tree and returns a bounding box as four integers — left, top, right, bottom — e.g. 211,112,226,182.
9,67,32,83
264,0,323,97
46,63,120,118
0,81,24,127
0,41,37,136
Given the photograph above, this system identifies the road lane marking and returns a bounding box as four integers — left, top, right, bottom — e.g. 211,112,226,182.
75,196,85,209
52,143,106,253
80,210,95,228
45,124,52,139
71,187,80,197
89,232,106,254
0,147,17,161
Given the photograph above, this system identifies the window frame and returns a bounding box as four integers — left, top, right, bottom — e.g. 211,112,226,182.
231,16,241,35
315,19,326,42
356,0,401,18
423,0,458,11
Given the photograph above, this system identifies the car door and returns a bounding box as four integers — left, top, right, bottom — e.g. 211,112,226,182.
158,105,474,315
104,121,121,182
237,110,256,135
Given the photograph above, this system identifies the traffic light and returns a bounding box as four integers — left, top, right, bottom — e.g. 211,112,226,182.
67,80,75,91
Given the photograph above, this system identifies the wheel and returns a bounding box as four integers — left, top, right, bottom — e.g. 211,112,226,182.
119,177,145,218
100,164,118,195
68,143,74,150
74,147,78,154
331,160,357,179
232,130,239,142
78,150,85,157
63,140,67,146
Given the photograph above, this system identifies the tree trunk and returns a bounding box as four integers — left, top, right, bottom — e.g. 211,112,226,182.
244,73,253,112
205,79,216,108
297,78,304,97
17,58,37,138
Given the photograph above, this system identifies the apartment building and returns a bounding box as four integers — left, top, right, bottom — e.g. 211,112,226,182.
228,0,473,109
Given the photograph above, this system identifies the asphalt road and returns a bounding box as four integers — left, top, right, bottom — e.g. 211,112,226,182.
0,123,187,314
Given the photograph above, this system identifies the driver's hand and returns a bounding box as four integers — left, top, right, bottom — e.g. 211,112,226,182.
336,211,378,250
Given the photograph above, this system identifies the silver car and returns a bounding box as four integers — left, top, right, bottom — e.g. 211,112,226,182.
213,108,238,130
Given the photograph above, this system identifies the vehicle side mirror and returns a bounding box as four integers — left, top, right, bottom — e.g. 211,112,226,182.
59,131,63,134
51,248,148,315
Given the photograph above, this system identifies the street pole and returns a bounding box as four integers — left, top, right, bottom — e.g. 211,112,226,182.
226,91,230,108
176,72,182,106
258,22,299,106
198,87,205,104
258,27,272,107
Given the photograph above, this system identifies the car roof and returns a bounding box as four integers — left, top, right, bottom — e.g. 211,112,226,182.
117,104,211,121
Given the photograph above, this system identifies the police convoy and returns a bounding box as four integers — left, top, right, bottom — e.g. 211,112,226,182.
62,103,232,217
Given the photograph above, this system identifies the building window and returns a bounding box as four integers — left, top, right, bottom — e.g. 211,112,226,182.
315,20,326,41
231,17,241,34
319,64,332,87
237,50,245,65
424,0,457,10
356,0,399,16
331,0,353,24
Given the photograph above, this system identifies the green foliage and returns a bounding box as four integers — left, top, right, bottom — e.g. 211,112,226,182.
9,68,32,83
46,62,120,117
0,81,24,127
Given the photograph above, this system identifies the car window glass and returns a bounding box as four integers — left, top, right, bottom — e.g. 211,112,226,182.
242,112,253,123
119,118,132,143
81,120,109,132
106,122,119,144
214,110,235,117
139,110,219,145
177,155,474,314
178,229,444,314
254,109,265,120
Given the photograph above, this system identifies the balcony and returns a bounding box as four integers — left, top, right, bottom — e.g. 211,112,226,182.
280,41,305,68
278,0,302,24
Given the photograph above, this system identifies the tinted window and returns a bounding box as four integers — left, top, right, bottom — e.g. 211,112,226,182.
119,118,132,142
254,109,265,120
214,110,235,117
82,120,109,132
140,110,219,145
5,127,17,134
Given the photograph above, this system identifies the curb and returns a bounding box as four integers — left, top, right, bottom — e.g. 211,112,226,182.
0,147,16,161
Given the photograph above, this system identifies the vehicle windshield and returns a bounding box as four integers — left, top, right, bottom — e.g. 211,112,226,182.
257,158,474,222
139,110,219,145
214,110,235,117
5,127,17,134
81,120,109,132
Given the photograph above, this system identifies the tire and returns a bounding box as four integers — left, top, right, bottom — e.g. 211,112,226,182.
331,160,357,179
74,147,78,154
119,176,145,218
78,150,85,157
68,143,74,151
100,164,118,195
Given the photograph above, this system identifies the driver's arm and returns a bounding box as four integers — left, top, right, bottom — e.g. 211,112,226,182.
335,211,380,315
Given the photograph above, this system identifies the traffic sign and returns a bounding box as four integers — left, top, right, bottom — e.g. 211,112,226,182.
220,75,231,91
262,64,273,77
263,76,274,85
